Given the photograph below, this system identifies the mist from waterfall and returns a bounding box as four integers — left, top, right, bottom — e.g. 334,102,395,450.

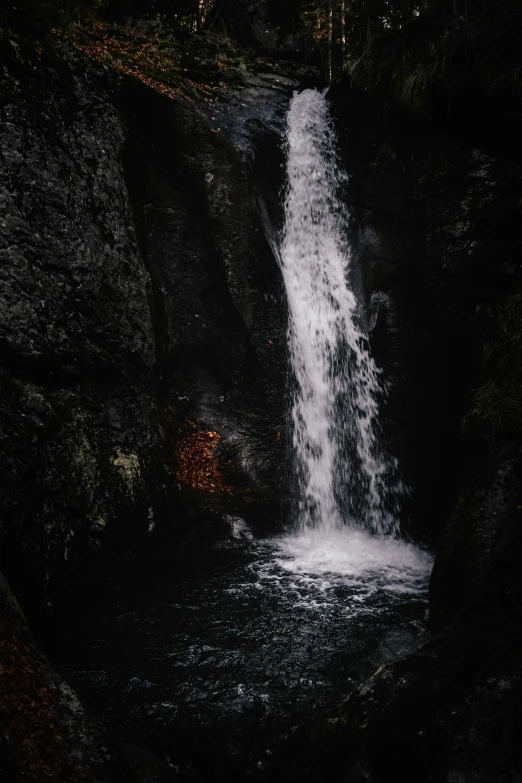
280,89,403,537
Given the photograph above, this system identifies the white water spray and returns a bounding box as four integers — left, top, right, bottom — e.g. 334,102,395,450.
280,89,402,536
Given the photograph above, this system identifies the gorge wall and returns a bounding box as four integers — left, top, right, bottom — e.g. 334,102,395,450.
289,86,522,783
1,8,521,781
0,36,291,610
0,31,305,780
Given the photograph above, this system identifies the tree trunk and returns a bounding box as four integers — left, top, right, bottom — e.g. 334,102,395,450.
328,0,333,83
341,0,346,64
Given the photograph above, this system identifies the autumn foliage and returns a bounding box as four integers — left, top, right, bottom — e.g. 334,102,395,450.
0,614,102,783
175,423,230,494
56,20,225,106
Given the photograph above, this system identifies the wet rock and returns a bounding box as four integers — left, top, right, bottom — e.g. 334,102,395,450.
430,442,522,632
0,570,109,782
306,622,522,783
0,28,297,783
301,85,522,783
0,33,292,612
119,70,289,531
330,86,522,541
0,568,182,782
297,445,522,781
0,40,173,611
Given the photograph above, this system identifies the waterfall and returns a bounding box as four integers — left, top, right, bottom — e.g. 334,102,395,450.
280,89,402,537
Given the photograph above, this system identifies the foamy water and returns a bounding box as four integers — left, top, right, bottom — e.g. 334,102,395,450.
245,530,432,613
280,89,405,536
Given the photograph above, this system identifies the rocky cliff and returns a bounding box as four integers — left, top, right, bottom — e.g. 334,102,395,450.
1,11,521,782
0,29,317,780
286,85,522,783
0,33,295,604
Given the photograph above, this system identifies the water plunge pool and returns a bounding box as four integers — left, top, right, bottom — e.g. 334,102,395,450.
57,528,432,780
58,89,433,781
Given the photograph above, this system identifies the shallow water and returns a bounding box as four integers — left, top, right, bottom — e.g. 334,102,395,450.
58,527,432,780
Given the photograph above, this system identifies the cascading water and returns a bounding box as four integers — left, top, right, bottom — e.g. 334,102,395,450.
58,89,434,783
280,89,402,537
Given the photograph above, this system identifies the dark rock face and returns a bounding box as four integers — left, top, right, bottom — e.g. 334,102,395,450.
0,567,183,782
120,75,289,530
304,445,522,783
0,37,289,613
430,443,522,632
3,24,520,783
330,88,522,541
0,41,164,609
0,571,109,782
310,625,522,783
296,88,522,783
0,32,295,783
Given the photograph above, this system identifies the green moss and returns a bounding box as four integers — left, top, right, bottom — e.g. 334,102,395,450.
468,379,522,432
466,291,522,434
141,59,181,85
